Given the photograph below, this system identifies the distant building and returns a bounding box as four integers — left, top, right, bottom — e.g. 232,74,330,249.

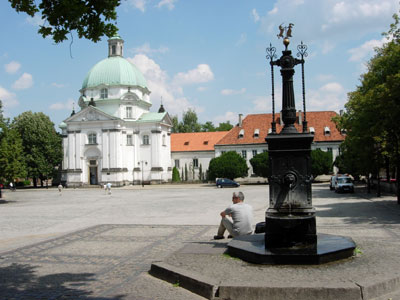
215,111,345,177
60,36,172,187
171,131,229,180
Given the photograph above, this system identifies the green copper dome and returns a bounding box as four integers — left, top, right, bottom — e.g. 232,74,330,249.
81,56,147,90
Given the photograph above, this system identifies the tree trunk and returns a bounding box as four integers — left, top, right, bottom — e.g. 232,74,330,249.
33,177,37,188
367,175,371,194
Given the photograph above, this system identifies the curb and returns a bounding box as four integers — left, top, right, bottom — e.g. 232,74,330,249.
150,262,220,299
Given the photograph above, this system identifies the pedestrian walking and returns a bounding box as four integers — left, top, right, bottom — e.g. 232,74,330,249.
58,184,63,195
106,182,112,195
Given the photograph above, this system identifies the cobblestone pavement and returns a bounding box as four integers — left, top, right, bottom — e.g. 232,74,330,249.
0,224,214,299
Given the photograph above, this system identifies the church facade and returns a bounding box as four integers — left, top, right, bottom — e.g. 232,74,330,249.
60,36,172,187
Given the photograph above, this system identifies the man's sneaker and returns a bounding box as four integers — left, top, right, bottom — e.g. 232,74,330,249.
227,235,233,238
213,235,224,240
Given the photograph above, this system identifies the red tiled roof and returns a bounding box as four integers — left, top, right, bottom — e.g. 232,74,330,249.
171,131,229,152
216,111,344,146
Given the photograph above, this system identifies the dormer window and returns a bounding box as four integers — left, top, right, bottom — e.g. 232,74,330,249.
341,128,347,135
184,141,189,145
239,129,244,138
100,88,108,99
324,126,331,136
309,127,315,134
203,141,209,145
254,129,260,138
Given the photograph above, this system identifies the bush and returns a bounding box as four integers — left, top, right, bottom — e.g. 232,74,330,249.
172,167,181,182
208,151,248,180
311,149,332,177
250,152,269,178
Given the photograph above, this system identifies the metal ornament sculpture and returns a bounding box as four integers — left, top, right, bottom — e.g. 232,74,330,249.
227,23,356,264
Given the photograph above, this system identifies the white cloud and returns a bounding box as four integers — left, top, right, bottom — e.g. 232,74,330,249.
221,88,246,96
259,0,398,53
5,61,21,74
173,64,214,86
252,9,260,22
157,0,177,10
129,0,147,12
128,54,204,116
132,43,169,55
307,82,347,111
236,33,247,46
348,37,386,62
51,82,66,88
252,96,271,112
197,86,207,92
0,86,19,108
26,14,44,26
12,73,33,90
49,99,74,110
213,111,238,126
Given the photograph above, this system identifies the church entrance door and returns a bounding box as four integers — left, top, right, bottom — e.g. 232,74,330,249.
89,165,98,185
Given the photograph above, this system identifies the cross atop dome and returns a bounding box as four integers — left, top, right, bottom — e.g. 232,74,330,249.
108,35,124,57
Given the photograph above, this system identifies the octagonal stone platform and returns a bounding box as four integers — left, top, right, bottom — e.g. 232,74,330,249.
227,233,356,264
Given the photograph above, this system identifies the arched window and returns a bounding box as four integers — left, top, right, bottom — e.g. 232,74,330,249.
162,134,166,146
88,133,97,144
100,88,108,99
112,45,116,55
143,135,149,145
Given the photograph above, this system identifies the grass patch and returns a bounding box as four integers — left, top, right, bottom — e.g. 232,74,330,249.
172,281,180,287
223,253,240,260
354,247,363,256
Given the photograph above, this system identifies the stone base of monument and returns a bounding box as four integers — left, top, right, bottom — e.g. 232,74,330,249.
150,235,400,300
227,233,355,265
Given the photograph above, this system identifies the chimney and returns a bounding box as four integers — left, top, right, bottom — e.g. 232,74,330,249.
239,114,243,127
298,110,302,125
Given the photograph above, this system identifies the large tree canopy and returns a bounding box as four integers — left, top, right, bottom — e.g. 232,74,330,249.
311,149,332,177
12,111,62,186
8,0,120,43
334,13,400,202
208,151,248,180
0,127,27,183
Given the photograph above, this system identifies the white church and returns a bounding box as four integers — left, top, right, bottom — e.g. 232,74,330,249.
59,36,173,187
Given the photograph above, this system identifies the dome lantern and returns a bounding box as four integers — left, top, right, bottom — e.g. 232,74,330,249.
108,35,124,57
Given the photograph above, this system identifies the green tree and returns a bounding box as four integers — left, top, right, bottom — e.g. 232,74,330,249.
311,149,332,177
216,121,233,131
208,151,248,180
334,13,400,202
171,116,179,133
172,166,181,182
250,152,269,178
0,127,27,183
179,109,201,133
201,121,216,132
198,163,203,181
8,0,119,43
12,111,62,187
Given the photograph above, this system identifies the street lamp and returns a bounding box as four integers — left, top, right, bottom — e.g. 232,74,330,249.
138,160,147,187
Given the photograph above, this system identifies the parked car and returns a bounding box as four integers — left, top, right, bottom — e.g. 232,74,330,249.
335,176,354,193
329,175,337,190
216,178,240,188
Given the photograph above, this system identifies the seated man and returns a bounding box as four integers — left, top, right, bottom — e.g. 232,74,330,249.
214,191,253,239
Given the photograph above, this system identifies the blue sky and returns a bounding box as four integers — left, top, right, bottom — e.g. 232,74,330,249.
0,0,398,129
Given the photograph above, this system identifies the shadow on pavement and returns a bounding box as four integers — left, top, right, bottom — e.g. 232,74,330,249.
0,263,125,300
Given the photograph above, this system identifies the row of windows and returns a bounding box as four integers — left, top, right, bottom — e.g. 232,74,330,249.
220,150,266,159
86,133,166,146
174,159,198,169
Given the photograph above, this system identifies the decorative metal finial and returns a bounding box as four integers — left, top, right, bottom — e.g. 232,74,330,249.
297,41,308,132
277,23,294,50
266,43,277,133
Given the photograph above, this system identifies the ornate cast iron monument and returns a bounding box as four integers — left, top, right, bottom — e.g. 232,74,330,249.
227,24,356,264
